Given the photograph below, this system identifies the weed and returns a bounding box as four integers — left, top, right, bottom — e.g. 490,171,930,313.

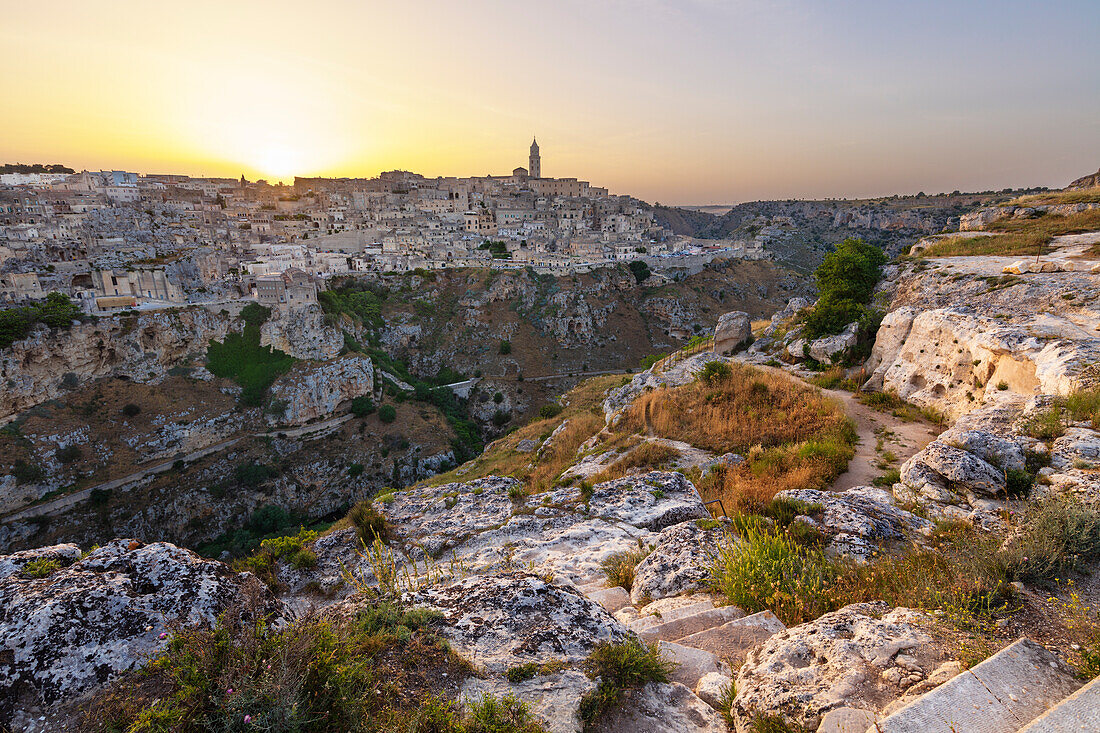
349,501,388,544
601,547,651,590
20,558,61,579
578,639,673,729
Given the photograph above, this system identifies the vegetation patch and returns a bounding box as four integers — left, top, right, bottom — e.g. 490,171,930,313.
578,638,673,730
920,209,1100,258
0,292,85,349
80,601,543,732
206,305,296,406
600,544,652,590
800,238,886,340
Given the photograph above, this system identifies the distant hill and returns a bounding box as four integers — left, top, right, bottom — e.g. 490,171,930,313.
1068,168,1100,190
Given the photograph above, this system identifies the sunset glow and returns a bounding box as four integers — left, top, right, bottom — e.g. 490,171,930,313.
2,0,1098,201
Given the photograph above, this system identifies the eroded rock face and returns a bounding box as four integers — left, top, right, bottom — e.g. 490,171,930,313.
775,487,932,561
406,572,631,673
630,519,723,604
259,305,343,361
732,603,950,731
0,540,286,729
589,472,710,531
267,354,374,426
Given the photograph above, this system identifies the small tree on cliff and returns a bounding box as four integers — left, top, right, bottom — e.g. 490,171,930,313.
801,238,886,339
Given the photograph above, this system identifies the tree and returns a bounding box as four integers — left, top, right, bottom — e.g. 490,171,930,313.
350,396,375,417
378,404,397,423
801,238,886,339
628,260,651,284
499,340,512,355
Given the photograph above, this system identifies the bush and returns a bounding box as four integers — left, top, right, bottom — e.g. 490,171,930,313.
378,403,397,423
12,460,44,485
206,318,296,406
698,360,732,386
234,462,278,487
627,259,651,284
492,409,510,427
349,500,388,543
348,462,364,478
710,524,838,625
499,340,512,355
350,395,376,417
578,639,672,727
0,292,83,349
57,444,82,463
79,601,502,733
121,403,141,417
493,391,504,404
1021,405,1065,440
538,403,564,419
20,558,61,579
801,238,886,339
600,547,651,591
1001,497,1100,582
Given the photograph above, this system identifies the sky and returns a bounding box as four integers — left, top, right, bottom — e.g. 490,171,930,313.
1,0,1098,204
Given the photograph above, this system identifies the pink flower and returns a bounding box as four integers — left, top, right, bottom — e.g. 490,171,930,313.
158,633,168,640
227,688,234,695
244,715,252,724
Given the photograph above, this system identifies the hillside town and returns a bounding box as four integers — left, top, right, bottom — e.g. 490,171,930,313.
0,141,764,313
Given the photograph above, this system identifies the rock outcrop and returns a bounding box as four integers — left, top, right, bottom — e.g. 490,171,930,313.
630,519,723,604
259,304,343,361
267,354,374,426
713,311,751,354
0,540,286,730
732,602,953,731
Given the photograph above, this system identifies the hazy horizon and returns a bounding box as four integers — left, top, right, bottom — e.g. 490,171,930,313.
2,0,1098,204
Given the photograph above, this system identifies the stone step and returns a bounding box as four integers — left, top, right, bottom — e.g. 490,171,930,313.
586,586,631,613
871,638,1083,733
574,579,608,595
635,605,746,643
657,640,730,690
673,610,786,667
1016,674,1100,732
627,600,716,634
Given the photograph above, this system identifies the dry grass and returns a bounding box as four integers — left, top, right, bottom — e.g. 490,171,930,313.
921,209,1100,258
614,362,855,514
589,441,679,484
419,374,621,495
618,361,851,454
1004,188,1100,207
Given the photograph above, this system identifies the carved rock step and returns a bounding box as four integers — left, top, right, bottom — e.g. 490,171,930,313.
627,599,716,633
872,638,1082,733
657,640,730,690
1016,675,1100,732
585,586,631,613
673,610,786,668
634,605,746,642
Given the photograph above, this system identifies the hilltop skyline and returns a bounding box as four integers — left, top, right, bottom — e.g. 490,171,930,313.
2,0,1098,204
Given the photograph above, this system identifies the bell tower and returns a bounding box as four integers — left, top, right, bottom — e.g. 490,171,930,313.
529,137,541,179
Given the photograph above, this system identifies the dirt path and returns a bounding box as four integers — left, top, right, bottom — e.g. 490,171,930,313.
819,387,939,491
744,360,940,491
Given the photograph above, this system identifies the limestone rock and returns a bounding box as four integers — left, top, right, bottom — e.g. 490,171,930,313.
598,681,727,732
0,540,286,728
694,671,733,711
907,441,1005,497
267,354,374,426
405,572,632,674
589,471,710,531
732,602,942,731
713,311,751,354
630,519,723,604
258,304,342,361
807,321,860,363
0,544,82,580
775,487,933,561
460,671,595,733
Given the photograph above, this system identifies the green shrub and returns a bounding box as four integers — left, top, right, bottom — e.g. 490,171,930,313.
20,558,61,579
578,639,672,728
349,500,388,543
348,462,365,478
538,403,564,419
493,391,504,404
499,340,512,355
698,360,733,385
464,693,545,733
234,461,278,487
710,524,838,625
1001,497,1100,582
206,315,295,406
628,259,651,284
1021,405,1065,440
1065,386,1100,428
1005,468,1034,498
351,395,376,417
259,528,318,559
56,444,82,463
378,404,397,423
0,292,83,349
492,409,510,427
12,460,44,485
801,238,886,339
121,403,141,417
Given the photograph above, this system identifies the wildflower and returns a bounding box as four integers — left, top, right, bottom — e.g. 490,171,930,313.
227,688,234,695
244,715,252,724
158,632,167,640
